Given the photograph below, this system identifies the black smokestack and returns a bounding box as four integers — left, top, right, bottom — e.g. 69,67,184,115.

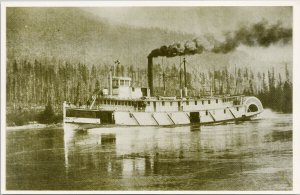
147,56,154,96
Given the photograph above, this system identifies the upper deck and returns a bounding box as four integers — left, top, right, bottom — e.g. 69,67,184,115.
88,95,244,112
67,72,244,113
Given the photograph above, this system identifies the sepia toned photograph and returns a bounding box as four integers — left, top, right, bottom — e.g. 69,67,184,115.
1,1,299,193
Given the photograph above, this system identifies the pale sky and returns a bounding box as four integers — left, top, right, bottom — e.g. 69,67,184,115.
82,7,292,37
82,6,292,71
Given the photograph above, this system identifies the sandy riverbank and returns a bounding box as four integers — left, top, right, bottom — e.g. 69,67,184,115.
6,123,62,131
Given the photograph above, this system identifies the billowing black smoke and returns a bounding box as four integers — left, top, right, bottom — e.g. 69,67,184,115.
147,20,292,96
212,20,292,54
148,20,292,57
148,39,206,58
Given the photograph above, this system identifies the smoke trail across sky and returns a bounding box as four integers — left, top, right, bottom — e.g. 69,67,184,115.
148,20,292,58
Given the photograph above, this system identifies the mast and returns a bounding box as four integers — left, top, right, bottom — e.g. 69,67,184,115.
234,64,237,94
210,68,212,97
109,60,120,96
213,66,215,96
163,72,166,96
113,59,120,76
183,57,187,88
183,57,187,97
162,57,166,96
210,77,213,97
179,56,182,98
109,67,112,96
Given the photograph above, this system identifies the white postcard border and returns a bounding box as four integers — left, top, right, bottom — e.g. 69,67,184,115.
1,1,299,194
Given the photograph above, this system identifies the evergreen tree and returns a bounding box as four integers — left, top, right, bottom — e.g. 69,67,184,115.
282,81,292,113
37,102,55,124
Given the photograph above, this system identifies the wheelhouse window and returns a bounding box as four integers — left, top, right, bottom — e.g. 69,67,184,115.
195,101,197,105
202,100,204,105
216,99,218,103
208,100,211,104
236,107,239,111
224,109,226,114
162,101,165,106
186,101,189,105
205,110,208,115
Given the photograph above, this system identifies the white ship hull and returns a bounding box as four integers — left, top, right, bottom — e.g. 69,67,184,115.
63,96,263,127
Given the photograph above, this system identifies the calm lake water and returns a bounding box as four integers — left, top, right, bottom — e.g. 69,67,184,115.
6,109,293,191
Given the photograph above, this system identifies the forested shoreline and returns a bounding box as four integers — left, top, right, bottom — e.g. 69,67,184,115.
6,58,292,126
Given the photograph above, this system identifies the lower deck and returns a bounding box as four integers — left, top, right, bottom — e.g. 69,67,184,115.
64,106,258,126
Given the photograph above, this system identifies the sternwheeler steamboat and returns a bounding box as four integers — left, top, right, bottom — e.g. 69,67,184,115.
63,57,263,127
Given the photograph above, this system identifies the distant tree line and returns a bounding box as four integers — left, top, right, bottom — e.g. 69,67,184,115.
7,58,150,110
151,62,292,114
257,67,292,113
6,58,292,125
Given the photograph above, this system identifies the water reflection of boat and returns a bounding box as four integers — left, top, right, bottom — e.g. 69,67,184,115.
62,122,255,181
63,57,263,127
63,124,121,178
